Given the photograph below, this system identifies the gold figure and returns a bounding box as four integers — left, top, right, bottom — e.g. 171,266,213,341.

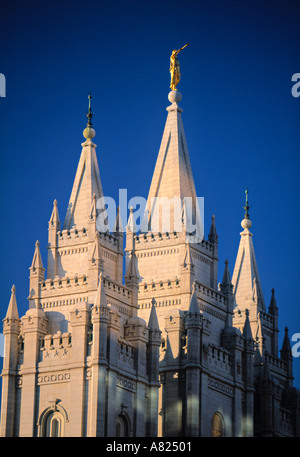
170,43,189,90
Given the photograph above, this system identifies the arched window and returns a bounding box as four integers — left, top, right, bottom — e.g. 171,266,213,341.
45,411,64,437
39,404,68,437
211,412,224,437
116,414,129,437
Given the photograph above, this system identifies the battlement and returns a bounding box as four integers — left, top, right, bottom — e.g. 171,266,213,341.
140,277,180,294
117,336,135,370
39,275,133,315
138,279,227,319
195,280,227,307
135,231,214,255
204,343,233,375
58,227,119,246
103,276,132,302
41,330,71,352
57,227,88,242
42,273,88,291
266,353,287,374
259,310,274,327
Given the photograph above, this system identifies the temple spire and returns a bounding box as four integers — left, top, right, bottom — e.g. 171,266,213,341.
63,94,104,230
145,90,200,237
232,189,265,313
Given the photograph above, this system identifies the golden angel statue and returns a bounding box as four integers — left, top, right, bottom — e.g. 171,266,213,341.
169,43,189,90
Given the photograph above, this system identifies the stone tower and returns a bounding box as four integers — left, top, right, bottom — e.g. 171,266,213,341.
0,95,161,437
134,89,300,437
1,87,299,438
231,194,300,436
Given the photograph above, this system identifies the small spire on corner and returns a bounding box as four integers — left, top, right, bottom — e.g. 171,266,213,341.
243,308,253,340
5,284,19,320
148,298,160,331
220,259,233,295
49,199,60,227
268,288,278,315
208,214,218,243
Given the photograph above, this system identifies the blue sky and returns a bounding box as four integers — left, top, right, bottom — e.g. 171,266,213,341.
0,0,299,390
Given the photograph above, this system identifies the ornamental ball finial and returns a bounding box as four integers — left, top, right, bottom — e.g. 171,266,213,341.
83,126,96,140
168,90,182,104
241,217,252,229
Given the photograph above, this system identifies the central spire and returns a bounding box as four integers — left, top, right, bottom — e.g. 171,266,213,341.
145,89,200,236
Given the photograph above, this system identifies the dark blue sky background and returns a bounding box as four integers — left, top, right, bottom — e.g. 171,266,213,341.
0,0,299,390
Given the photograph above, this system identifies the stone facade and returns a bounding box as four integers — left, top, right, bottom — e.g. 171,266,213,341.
0,90,299,437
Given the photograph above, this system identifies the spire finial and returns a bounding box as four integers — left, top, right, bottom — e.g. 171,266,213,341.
87,92,94,127
244,187,250,219
83,92,96,140
241,187,252,230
